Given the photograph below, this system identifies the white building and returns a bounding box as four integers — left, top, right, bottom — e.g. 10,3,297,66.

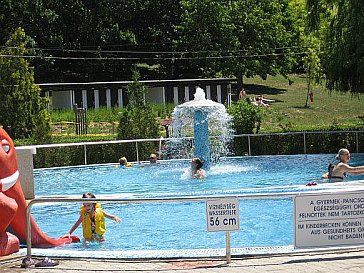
39,78,236,110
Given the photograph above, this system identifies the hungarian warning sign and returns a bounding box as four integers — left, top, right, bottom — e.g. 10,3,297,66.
295,192,364,248
206,198,240,232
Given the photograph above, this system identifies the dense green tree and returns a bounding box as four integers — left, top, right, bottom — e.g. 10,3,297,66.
120,0,182,78
0,0,183,82
0,0,304,84
27,0,138,82
117,71,159,139
306,0,364,93
0,28,51,142
176,0,301,91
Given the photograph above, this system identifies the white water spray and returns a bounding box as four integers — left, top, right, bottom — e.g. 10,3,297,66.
164,87,234,165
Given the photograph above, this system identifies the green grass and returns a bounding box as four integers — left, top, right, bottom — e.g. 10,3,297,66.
51,103,175,123
51,107,122,123
46,74,364,143
243,74,364,132
48,103,173,139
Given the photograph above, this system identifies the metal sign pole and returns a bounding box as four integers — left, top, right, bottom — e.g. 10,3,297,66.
226,231,231,264
206,198,239,264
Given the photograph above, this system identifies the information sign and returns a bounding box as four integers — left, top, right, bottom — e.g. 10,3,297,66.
295,192,364,248
206,198,240,232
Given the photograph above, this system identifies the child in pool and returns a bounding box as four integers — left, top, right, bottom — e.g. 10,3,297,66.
118,156,133,167
191,157,206,179
64,192,121,242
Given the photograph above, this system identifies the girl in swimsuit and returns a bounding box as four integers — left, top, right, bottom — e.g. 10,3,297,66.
329,148,364,182
64,192,121,242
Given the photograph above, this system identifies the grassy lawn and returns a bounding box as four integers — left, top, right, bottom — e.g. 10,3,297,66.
46,74,364,143
13,74,363,146
243,74,364,132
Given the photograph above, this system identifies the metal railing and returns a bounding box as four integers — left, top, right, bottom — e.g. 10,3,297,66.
29,130,363,167
242,130,362,155
32,136,174,165
25,186,364,261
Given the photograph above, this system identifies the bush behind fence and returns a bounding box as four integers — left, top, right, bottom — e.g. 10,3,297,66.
33,131,364,169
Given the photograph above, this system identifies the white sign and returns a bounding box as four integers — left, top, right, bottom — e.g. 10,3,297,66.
295,193,364,248
206,198,240,232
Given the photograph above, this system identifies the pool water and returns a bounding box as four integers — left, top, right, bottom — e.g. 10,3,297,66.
30,154,364,255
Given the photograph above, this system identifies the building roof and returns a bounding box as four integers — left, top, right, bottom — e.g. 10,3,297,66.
37,78,236,91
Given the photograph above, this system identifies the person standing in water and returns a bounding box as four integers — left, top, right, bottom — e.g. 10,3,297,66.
329,148,364,182
191,157,206,179
64,192,121,242
118,156,133,167
149,153,159,164
322,163,335,179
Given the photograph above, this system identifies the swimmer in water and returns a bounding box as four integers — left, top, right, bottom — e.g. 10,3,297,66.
191,157,206,179
118,157,133,167
329,148,364,182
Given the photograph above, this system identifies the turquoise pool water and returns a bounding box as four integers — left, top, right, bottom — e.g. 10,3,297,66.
30,154,364,255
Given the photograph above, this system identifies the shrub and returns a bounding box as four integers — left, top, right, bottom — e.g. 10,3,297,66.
0,28,51,142
228,99,264,134
117,71,159,160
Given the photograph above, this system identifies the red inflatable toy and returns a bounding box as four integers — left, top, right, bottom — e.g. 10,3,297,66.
0,128,79,256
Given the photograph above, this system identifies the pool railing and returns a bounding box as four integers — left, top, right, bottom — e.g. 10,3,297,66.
28,129,363,166
26,185,364,260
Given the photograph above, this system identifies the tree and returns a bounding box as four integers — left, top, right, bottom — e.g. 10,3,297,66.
0,28,51,142
302,35,322,107
117,71,159,159
0,0,305,85
118,71,159,139
0,0,182,82
176,0,301,92
306,0,364,93
27,0,138,82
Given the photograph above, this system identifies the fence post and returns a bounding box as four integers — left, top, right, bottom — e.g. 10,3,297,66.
136,142,139,162
303,132,307,154
84,144,87,165
356,132,359,153
248,135,251,156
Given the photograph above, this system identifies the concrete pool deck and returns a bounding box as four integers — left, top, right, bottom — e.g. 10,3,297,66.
2,249,364,273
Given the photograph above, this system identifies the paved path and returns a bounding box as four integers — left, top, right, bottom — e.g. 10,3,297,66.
2,250,364,273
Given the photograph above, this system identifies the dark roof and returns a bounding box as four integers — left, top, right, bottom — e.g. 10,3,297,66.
37,78,236,91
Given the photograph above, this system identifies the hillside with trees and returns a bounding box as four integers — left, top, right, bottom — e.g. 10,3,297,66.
0,0,363,142
0,0,301,87
1,0,362,94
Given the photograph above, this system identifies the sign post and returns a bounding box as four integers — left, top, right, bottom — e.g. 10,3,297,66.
295,192,364,248
206,197,240,263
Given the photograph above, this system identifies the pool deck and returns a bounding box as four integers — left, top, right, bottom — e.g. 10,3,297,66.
2,249,364,273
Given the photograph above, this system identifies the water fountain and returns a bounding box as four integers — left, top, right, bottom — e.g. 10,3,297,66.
167,87,234,169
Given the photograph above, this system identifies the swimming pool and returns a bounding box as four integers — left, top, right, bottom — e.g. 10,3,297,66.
27,154,364,258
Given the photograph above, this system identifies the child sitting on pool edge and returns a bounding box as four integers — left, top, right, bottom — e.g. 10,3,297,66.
63,192,121,242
